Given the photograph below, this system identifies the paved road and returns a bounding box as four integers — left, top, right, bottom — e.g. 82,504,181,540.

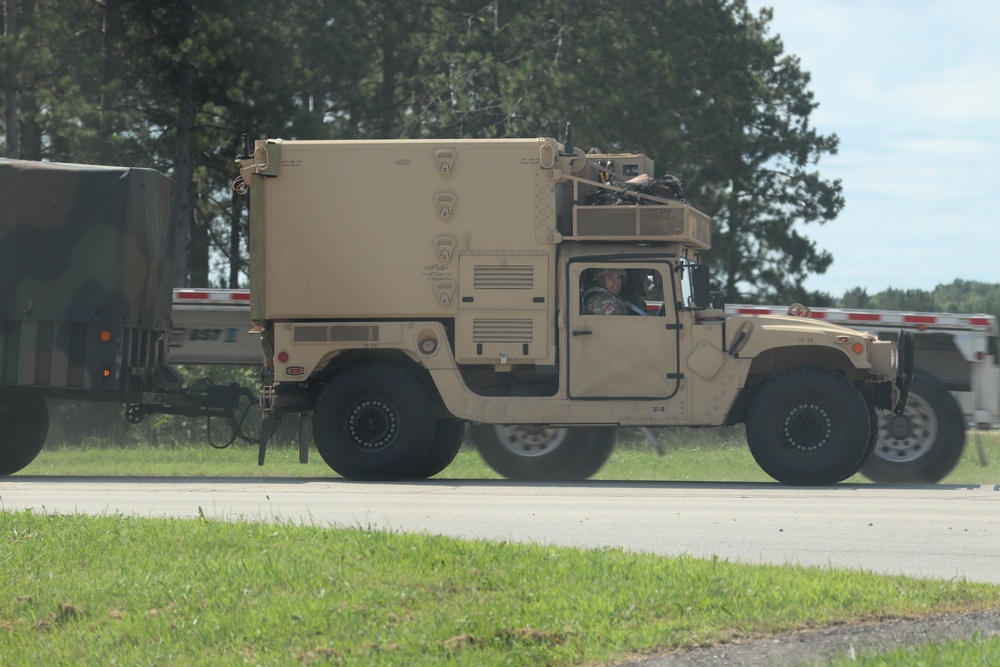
2,477,998,583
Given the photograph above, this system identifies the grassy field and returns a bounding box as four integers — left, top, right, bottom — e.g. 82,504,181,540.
5,429,1000,665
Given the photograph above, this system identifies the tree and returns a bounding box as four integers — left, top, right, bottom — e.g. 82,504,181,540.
840,287,872,309
346,0,842,303
3,0,843,297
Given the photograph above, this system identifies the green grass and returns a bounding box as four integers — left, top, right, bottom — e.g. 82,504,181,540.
823,635,1000,666
20,427,1000,485
1,510,998,667
8,431,1000,666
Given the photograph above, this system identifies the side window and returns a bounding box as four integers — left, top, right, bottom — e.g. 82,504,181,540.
581,268,663,316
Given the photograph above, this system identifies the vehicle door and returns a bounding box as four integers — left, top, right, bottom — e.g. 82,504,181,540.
567,262,680,398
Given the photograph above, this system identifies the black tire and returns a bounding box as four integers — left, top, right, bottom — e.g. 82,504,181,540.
745,367,873,485
861,371,965,484
312,364,434,480
865,401,879,456
408,419,465,479
470,424,614,480
0,398,49,476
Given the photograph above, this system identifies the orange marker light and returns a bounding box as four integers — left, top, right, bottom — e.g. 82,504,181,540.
852,342,864,354
99,330,112,342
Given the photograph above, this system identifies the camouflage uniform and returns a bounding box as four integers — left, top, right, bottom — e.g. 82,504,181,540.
583,286,628,315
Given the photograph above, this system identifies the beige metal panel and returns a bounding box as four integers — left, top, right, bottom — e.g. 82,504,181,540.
256,138,555,321
454,250,553,365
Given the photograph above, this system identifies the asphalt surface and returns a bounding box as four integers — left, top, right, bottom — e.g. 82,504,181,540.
3,477,997,583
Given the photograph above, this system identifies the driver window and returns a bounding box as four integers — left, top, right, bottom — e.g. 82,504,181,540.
581,268,662,316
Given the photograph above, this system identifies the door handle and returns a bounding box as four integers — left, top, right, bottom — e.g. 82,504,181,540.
572,330,593,336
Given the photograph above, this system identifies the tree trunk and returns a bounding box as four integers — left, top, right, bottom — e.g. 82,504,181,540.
2,0,17,157
377,3,397,138
229,188,243,288
97,0,121,162
171,0,196,287
189,206,208,286
17,0,39,160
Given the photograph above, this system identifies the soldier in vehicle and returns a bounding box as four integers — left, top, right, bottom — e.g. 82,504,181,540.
583,268,640,315
624,270,654,313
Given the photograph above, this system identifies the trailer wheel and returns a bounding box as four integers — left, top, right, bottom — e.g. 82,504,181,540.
746,367,872,485
0,398,49,476
312,364,434,480
861,371,965,484
471,424,614,480
408,419,465,479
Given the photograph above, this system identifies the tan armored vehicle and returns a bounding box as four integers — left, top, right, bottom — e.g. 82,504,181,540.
237,136,912,485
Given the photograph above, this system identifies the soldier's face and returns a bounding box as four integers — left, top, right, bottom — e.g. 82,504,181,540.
601,273,623,294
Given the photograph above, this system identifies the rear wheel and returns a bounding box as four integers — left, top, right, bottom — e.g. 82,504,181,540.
312,364,434,480
0,398,49,476
471,424,614,480
745,367,872,485
409,419,465,479
861,372,965,484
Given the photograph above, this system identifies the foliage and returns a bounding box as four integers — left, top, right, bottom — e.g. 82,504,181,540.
838,280,1000,320
2,0,840,299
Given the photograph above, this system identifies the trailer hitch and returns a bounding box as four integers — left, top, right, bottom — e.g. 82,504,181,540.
125,379,259,448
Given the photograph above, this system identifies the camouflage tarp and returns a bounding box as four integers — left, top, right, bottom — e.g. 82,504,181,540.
0,159,174,329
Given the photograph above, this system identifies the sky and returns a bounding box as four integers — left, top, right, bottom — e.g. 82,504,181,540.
759,1,1000,298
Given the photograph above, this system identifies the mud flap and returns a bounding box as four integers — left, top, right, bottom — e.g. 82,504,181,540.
895,329,915,413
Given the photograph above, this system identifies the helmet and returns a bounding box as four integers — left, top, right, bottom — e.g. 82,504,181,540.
595,268,626,282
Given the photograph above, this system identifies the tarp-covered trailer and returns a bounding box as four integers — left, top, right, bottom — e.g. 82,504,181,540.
0,159,252,475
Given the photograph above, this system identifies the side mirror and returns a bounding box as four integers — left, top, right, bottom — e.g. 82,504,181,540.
690,264,711,309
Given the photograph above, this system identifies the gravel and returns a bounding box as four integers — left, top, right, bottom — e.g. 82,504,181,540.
614,609,1000,667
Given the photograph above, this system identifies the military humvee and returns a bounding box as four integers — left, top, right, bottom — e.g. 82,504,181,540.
238,135,913,485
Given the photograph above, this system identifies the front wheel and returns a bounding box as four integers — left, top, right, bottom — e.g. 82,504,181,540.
0,398,49,476
745,367,873,485
861,371,965,484
470,424,614,480
312,364,435,480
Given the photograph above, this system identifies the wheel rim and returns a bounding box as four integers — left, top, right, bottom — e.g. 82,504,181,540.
781,403,833,452
346,397,399,450
874,392,937,463
493,425,567,457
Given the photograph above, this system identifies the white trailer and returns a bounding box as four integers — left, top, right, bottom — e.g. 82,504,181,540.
171,289,261,364
172,290,992,483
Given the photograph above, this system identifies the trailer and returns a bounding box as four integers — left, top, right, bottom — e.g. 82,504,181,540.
0,159,255,475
